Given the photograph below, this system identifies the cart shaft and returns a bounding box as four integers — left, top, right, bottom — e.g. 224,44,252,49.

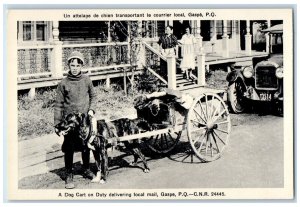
107,124,185,144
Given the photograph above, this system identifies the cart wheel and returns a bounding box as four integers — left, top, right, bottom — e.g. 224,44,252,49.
187,93,231,162
146,131,182,154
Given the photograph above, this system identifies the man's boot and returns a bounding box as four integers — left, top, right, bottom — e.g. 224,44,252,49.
65,172,75,189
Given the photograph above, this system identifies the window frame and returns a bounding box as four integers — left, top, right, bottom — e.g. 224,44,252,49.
17,21,52,45
216,20,234,40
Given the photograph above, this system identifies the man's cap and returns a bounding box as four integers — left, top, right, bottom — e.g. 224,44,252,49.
67,51,85,64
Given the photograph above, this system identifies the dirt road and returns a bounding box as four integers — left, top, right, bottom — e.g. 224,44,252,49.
19,112,284,190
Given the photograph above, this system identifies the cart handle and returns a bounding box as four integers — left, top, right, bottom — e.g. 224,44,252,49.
106,124,186,144
145,89,184,99
145,91,167,99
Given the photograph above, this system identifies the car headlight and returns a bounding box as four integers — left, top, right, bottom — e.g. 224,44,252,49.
276,67,283,79
242,66,254,78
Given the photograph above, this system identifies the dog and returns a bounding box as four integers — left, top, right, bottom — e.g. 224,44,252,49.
55,113,151,184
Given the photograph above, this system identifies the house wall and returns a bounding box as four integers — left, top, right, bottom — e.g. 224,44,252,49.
199,20,241,54
17,19,273,89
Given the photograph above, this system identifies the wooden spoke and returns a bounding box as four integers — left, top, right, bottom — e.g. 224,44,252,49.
192,130,206,145
205,95,209,121
191,153,194,163
198,131,207,151
215,128,229,134
190,118,203,127
161,134,165,150
160,134,164,149
197,100,208,122
190,126,206,134
211,101,221,119
146,131,181,154
188,93,231,162
208,95,215,120
181,153,191,162
215,120,230,125
212,109,227,122
193,109,206,123
204,133,209,155
213,131,226,145
211,132,220,153
172,152,190,159
168,132,176,144
163,133,169,149
152,134,160,146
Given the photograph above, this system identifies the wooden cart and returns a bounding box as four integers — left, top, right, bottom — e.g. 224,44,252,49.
110,89,231,162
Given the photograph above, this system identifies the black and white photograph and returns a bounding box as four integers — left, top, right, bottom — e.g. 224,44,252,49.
5,7,294,200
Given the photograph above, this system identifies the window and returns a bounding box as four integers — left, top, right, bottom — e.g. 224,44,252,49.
157,21,166,37
59,21,108,43
22,21,32,41
200,20,211,41
227,20,233,38
18,21,50,43
36,21,47,41
110,21,128,42
216,20,223,39
216,20,233,39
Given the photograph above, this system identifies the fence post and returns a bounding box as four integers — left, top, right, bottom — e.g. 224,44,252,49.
166,54,176,90
265,32,270,53
52,21,63,79
137,40,145,69
245,34,252,55
52,42,63,79
136,21,145,68
196,48,206,86
222,35,229,57
28,88,36,100
195,20,203,54
222,20,230,58
106,77,111,88
245,20,252,55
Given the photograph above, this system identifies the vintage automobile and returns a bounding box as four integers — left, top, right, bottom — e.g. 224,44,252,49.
226,57,283,114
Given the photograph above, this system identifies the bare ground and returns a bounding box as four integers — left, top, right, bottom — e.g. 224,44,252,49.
19,110,284,189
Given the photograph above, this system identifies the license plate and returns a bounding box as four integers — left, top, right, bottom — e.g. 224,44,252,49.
260,92,272,101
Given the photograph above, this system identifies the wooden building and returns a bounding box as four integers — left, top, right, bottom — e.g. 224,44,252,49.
16,20,282,97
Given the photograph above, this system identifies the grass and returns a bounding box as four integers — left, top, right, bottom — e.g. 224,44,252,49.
206,68,228,89
18,90,56,140
92,84,137,120
18,84,137,141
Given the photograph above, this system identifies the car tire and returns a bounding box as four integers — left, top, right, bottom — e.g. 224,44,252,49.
274,101,283,117
227,80,247,113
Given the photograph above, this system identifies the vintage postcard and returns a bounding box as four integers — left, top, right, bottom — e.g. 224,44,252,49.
6,7,294,200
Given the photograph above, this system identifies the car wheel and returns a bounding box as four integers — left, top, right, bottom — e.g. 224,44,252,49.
274,101,283,117
227,80,247,113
